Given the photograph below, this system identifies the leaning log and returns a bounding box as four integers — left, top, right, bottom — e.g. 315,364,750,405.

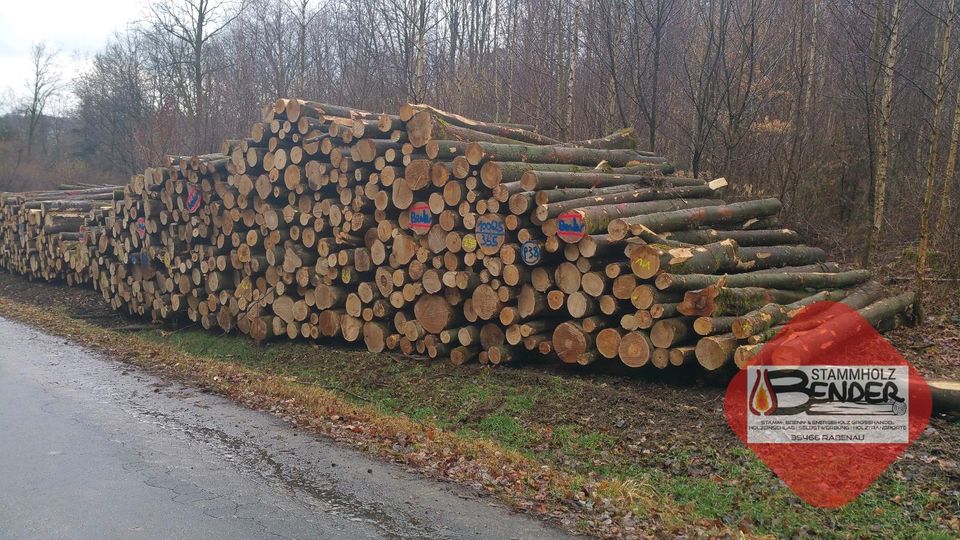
608,198,783,240
655,269,872,292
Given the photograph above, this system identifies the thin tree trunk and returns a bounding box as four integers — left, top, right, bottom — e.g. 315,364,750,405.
648,8,663,152
934,70,960,246
555,0,566,135
297,0,308,97
915,0,955,321
803,0,820,115
863,0,903,266
415,1,427,102
493,0,501,122
563,0,580,140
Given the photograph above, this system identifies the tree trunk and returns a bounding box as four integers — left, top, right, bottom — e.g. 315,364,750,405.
915,0,956,321
862,0,903,265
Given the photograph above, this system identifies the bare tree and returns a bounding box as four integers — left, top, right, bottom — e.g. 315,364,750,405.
915,0,956,321
863,0,904,266
935,51,960,245
562,0,581,139
379,0,434,102
75,34,153,175
718,0,770,173
148,0,244,148
21,42,61,162
290,0,318,97
636,0,678,152
679,0,731,176
780,0,818,209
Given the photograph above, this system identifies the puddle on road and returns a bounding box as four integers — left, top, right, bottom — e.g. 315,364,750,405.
122,389,437,539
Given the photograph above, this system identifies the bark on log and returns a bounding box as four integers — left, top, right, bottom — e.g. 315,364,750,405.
677,286,815,317
557,199,726,242
693,316,736,336
403,104,560,146
556,128,638,150
535,184,723,222
520,171,703,191
663,228,801,247
731,289,854,339
928,379,960,414
608,198,783,240
465,142,650,167
655,269,871,292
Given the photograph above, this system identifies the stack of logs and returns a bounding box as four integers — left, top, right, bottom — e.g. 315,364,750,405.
0,99,915,374
0,185,120,285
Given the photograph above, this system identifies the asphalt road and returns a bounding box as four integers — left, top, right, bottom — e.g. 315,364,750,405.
0,317,571,539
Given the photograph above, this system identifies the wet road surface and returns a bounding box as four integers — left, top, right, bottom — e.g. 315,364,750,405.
0,317,572,539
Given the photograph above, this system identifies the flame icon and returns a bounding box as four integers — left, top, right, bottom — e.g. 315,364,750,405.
749,369,777,415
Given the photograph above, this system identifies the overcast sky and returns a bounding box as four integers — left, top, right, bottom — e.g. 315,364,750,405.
0,0,146,111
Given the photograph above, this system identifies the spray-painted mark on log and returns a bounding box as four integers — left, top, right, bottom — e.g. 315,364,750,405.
408,202,431,235
557,211,585,242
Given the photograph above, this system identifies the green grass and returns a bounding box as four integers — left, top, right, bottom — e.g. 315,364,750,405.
146,329,267,361
136,327,957,538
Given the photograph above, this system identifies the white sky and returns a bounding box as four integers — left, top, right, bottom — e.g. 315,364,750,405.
0,0,146,111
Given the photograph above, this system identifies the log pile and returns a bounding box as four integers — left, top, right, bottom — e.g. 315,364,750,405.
0,185,120,285
0,99,915,375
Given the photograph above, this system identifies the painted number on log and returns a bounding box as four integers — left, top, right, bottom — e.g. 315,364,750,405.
521,241,542,266
408,202,431,235
475,215,505,253
186,185,202,213
631,257,653,274
462,235,478,251
136,217,146,238
556,211,585,243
